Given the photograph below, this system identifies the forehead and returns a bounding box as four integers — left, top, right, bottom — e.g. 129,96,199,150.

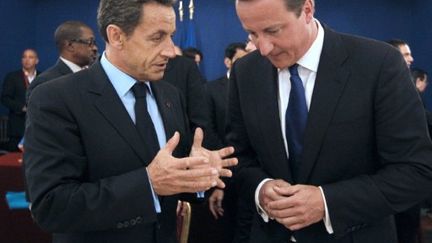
23,50,37,57
398,44,411,53
80,27,95,37
140,3,176,29
237,0,295,33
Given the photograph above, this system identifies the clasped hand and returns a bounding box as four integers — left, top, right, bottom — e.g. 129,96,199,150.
259,179,325,231
147,128,237,196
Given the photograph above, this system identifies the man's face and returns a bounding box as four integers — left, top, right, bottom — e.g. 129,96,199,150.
416,75,428,93
236,0,315,69
21,49,39,70
118,2,176,81
225,48,248,70
72,27,98,67
398,44,414,67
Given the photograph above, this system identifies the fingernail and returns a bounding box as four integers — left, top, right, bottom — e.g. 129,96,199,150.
212,181,217,187
211,169,218,175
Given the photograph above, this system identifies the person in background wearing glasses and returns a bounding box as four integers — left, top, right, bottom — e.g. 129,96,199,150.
26,20,98,101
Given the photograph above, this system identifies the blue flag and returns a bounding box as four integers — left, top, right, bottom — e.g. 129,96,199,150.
183,19,197,48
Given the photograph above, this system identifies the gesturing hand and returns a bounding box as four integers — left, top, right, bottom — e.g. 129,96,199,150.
189,128,238,188
147,131,219,196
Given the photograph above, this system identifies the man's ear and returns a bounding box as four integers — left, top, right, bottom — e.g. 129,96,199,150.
106,24,126,49
224,57,232,69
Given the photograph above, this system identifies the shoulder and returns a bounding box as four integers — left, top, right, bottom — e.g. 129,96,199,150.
4,70,22,80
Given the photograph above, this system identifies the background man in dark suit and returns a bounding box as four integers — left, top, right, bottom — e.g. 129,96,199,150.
27,20,98,101
205,42,249,243
24,0,236,242
162,55,207,135
227,0,432,242
388,38,424,243
1,48,39,151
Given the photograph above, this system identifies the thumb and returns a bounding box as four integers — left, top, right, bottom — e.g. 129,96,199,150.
192,127,204,149
164,131,180,154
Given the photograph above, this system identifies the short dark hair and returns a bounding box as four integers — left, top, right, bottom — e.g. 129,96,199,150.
225,42,246,60
54,21,91,51
411,68,428,82
183,47,203,61
386,39,408,49
97,0,175,42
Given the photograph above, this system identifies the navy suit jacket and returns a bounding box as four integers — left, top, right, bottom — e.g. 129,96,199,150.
227,26,432,242
26,59,73,102
1,69,39,137
25,61,192,243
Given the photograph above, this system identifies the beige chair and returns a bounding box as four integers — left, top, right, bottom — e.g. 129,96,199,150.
176,201,192,243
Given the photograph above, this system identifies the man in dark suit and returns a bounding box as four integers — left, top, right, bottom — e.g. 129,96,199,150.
162,55,207,135
27,20,98,101
1,49,39,151
227,0,432,242
24,0,236,242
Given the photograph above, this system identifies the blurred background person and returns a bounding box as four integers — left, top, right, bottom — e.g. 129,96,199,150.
27,20,98,101
183,47,203,66
1,48,39,151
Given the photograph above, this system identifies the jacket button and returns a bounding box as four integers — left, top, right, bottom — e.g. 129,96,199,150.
131,219,136,225
136,216,143,224
117,222,123,229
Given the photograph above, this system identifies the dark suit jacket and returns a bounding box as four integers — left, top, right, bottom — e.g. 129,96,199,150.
227,26,432,242
26,59,73,102
162,55,219,148
1,70,38,137
24,62,192,243
205,76,229,149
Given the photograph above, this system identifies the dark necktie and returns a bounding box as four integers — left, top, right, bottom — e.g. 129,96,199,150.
285,64,308,181
131,82,160,158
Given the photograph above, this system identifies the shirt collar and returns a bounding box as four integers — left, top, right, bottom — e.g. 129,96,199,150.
296,19,324,73
100,52,153,97
59,56,83,73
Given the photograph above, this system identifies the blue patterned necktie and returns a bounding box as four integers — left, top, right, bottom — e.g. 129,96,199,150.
285,64,308,181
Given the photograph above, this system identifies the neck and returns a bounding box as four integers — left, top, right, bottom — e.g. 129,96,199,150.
23,67,36,74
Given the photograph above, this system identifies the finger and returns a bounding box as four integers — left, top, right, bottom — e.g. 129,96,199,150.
210,204,219,219
219,157,238,168
192,127,204,149
217,208,224,216
175,179,217,193
273,184,297,196
215,178,226,189
218,168,233,178
174,156,209,169
217,146,235,158
163,131,180,154
267,197,295,211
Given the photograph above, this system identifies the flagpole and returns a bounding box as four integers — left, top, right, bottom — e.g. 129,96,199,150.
179,1,184,22
189,0,194,20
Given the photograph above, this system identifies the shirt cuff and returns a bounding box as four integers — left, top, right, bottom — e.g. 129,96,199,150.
319,186,333,234
146,168,161,213
255,178,273,222
197,191,205,198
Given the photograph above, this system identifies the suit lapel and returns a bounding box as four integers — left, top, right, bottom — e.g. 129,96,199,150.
298,28,350,183
253,58,293,181
87,63,156,166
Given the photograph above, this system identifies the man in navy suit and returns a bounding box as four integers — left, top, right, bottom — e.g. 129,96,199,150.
228,0,432,242
1,49,39,151
27,21,98,101
24,0,236,242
